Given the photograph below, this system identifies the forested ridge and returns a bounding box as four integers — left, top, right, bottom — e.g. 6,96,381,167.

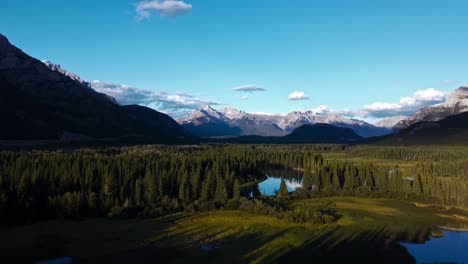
1,145,467,225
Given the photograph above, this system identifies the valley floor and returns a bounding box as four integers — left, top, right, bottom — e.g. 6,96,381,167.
1,197,467,264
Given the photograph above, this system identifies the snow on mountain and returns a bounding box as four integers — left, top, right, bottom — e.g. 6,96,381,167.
178,106,390,138
178,105,228,125
373,116,407,128
222,107,247,119
395,86,468,130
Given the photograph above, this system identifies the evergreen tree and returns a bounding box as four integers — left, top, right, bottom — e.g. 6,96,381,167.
233,179,241,200
302,172,313,191
143,167,157,205
215,175,228,204
277,178,289,197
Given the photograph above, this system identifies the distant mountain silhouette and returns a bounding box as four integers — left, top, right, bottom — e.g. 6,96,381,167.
204,123,363,144
0,33,193,144
281,123,363,143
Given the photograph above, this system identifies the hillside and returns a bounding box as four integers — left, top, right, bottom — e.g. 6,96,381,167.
0,34,193,144
377,112,468,145
281,123,363,143
204,123,362,144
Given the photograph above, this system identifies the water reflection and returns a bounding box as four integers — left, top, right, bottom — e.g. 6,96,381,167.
257,168,303,196
401,230,468,263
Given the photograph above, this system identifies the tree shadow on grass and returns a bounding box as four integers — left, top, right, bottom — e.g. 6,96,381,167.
104,216,430,264
0,213,434,264
276,226,422,264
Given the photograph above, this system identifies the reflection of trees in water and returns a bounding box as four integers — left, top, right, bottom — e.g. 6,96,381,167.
262,167,304,182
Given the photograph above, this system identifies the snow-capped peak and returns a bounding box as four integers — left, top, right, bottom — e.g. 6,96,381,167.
200,104,215,111
373,116,407,128
182,105,226,121
222,107,246,119
179,105,390,137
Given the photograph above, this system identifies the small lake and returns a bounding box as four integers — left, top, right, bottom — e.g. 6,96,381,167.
401,230,468,263
257,168,304,196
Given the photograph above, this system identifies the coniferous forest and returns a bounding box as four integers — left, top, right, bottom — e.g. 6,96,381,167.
1,145,467,225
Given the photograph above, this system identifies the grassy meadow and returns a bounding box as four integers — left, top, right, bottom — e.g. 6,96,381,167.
1,197,467,263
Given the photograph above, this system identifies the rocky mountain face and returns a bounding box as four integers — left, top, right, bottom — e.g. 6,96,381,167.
41,60,90,87
378,111,468,145
0,33,192,143
41,60,119,105
394,86,468,130
373,116,407,128
178,106,390,138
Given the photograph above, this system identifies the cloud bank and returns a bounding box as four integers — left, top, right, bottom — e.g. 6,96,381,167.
288,91,310,101
136,0,192,19
232,85,265,92
91,80,220,117
339,88,447,118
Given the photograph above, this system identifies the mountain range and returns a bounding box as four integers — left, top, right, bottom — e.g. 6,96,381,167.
178,105,396,138
0,33,193,144
2,31,468,146
178,85,468,141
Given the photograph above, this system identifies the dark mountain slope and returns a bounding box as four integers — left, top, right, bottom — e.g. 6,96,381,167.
0,34,193,144
122,105,194,143
376,112,468,145
204,123,362,144
281,123,363,143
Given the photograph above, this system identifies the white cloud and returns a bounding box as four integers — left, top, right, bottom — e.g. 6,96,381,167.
237,95,249,100
136,0,192,19
232,85,265,92
91,80,220,118
288,91,310,101
310,105,331,115
340,88,448,118
286,180,303,190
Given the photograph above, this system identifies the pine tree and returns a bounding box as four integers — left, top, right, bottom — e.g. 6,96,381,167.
143,167,157,205
302,172,313,191
201,173,214,201
178,173,190,201
233,179,241,200
215,175,228,204
277,178,289,197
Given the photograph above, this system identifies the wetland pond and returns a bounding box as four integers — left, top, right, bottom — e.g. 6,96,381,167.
401,230,468,263
257,168,304,196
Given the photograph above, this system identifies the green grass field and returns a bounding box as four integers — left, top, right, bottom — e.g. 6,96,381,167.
1,197,467,263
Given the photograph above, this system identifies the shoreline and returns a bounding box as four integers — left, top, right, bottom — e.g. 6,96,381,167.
439,226,468,232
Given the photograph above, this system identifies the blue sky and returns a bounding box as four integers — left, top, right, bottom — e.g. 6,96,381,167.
1,0,468,121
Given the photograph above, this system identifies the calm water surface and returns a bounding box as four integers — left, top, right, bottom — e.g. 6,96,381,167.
401,230,468,263
257,168,303,196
